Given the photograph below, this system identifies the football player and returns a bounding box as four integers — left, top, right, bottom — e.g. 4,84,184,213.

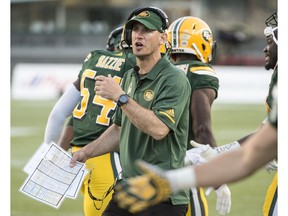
188,12,278,216
43,25,135,216
106,26,124,51
167,16,231,216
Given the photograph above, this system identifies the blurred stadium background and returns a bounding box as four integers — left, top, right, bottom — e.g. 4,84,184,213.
11,0,276,69
11,0,277,216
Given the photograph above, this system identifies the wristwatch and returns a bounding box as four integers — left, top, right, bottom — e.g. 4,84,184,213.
117,93,129,107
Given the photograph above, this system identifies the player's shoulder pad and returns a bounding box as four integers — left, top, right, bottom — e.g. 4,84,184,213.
189,62,217,77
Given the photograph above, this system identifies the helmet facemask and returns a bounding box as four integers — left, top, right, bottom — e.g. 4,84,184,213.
264,12,278,45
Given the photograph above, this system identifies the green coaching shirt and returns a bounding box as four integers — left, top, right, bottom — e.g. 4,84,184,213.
113,55,191,205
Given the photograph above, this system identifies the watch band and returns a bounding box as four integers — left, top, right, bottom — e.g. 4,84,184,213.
117,93,129,107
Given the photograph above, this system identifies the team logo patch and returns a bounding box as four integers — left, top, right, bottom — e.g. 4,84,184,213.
202,30,212,42
144,90,154,101
137,11,150,18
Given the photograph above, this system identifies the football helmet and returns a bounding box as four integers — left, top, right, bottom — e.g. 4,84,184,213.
264,12,278,45
160,41,171,54
160,43,166,54
167,16,216,63
106,26,124,51
265,12,277,27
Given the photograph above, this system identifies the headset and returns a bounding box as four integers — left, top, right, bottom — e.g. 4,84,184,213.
123,6,169,47
106,26,124,51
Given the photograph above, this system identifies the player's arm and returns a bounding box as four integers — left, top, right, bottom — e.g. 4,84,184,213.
114,122,277,213
70,123,120,167
185,88,217,164
189,88,231,216
58,125,74,151
237,119,268,144
44,79,81,144
190,117,277,173
58,117,74,151
235,117,270,145
194,123,277,187
191,88,217,147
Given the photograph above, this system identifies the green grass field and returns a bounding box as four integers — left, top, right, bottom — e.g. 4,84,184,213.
11,99,275,216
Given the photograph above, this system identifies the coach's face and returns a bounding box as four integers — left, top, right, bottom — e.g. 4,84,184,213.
131,23,164,58
263,29,278,70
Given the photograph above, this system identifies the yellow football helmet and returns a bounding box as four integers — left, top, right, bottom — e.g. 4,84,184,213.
160,43,166,54
160,41,171,54
167,16,216,63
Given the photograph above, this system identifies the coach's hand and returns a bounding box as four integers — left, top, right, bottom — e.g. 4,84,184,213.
114,160,172,213
69,148,89,167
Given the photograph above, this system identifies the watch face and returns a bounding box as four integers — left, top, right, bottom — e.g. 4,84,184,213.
119,94,128,104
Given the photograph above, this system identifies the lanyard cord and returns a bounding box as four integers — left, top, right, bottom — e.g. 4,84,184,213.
87,169,122,210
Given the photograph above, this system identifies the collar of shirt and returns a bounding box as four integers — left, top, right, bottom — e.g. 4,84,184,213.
132,55,171,81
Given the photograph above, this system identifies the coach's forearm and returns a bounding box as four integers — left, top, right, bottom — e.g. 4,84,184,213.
121,98,169,140
86,124,120,158
70,124,120,167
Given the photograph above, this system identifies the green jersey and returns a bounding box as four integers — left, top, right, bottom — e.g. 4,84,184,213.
268,83,278,128
266,65,278,128
71,50,135,146
266,66,278,113
174,60,219,147
113,55,191,205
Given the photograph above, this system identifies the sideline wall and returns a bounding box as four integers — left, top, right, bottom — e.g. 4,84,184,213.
11,64,272,104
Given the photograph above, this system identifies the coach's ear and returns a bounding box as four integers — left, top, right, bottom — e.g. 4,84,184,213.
159,31,167,47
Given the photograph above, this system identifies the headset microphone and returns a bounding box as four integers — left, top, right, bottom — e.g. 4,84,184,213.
133,65,140,73
120,40,139,73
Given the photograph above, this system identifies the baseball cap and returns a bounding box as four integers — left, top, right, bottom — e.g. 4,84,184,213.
126,11,164,33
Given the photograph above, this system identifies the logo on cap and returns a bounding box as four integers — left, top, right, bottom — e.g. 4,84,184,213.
137,11,150,18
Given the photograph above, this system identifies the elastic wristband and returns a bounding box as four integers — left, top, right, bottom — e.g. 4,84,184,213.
215,141,240,154
166,166,196,193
